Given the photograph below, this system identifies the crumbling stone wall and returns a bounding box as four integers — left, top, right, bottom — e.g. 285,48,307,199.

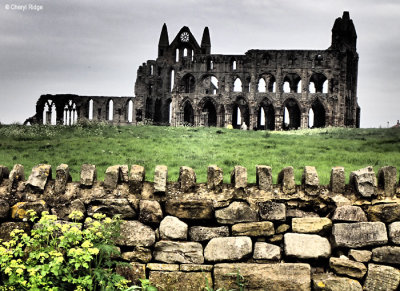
0,163,399,290
134,11,360,130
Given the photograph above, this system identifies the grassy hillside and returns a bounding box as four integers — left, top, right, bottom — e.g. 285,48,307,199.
0,123,399,184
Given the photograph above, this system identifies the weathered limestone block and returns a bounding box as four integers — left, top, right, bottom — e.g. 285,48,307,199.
129,165,145,193
363,263,400,291
8,164,24,192
372,246,400,265
331,205,367,222
232,221,274,237
207,165,223,191
378,166,397,196
147,263,179,271
178,166,196,192
302,166,319,195
149,271,212,291
349,166,377,197
213,263,311,291
139,200,163,224
180,264,213,272
159,215,188,240
104,165,120,189
55,164,70,194
330,166,345,193
165,199,213,220
389,221,400,244
0,222,30,241
256,165,272,191
284,233,331,259
87,199,136,219
276,224,290,234
28,164,52,191
117,220,155,247
204,236,252,262
80,164,96,187
11,200,47,220
189,226,229,242
116,262,145,286
312,273,362,291
153,241,204,264
121,247,152,263
348,249,372,262
230,165,247,188
367,203,400,223
292,217,332,234
329,257,367,279
258,201,286,221
215,201,258,224
154,165,167,193
332,222,388,248
0,200,10,219
253,242,281,260
277,166,296,194
51,199,86,221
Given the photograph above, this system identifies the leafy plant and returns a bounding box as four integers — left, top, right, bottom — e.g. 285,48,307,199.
126,278,158,291
0,210,129,290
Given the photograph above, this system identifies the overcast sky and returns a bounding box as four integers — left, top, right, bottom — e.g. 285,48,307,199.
0,0,399,127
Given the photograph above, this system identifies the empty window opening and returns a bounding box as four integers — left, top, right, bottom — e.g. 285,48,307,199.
154,99,162,123
88,99,93,120
258,78,266,93
207,59,214,70
107,100,114,121
322,81,328,93
236,107,241,126
191,51,194,62
202,99,217,127
309,73,328,93
310,99,326,128
176,49,179,62
260,107,265,126
63,100,77,125
148,85,153,95
150,65,154,75
283,82,291,93
308,109,315,128
145,98,153,119
202,75,219,95
283,73,301,93
232,60,237,70
181,74,196,93
127,100,133,122
232,98,249,129
168,100,172,124
282,99,301,130
183,101,194,125
170,70,175,92
183,48,188,57
297,80,302,93
233,78,242,92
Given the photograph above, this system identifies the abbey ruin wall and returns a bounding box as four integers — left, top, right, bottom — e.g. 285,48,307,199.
0,163,399,290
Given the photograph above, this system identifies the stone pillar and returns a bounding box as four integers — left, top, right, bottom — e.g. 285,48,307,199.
277,166,296,194
230,166,247,189
256,165,273,192
302,166,319,195
178,166,196,192
330,166,345,193
129,165,145,193
154,165,168,193
55,164,70,194
378,166,397,197
80,164,97,188
207,165,223,191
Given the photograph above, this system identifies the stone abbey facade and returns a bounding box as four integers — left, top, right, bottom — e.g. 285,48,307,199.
28,12,360,130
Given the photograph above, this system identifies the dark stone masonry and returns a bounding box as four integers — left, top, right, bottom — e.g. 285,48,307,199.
0,163,399,290
27,12,360,130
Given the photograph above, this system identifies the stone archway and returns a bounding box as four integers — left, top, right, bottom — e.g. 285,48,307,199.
282,98,301,130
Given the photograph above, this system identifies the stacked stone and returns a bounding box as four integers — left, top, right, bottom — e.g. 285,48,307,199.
0,164,399,290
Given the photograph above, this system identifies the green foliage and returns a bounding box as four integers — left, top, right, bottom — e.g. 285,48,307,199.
126,278,157,291
0,210,129,290
0,124,399,184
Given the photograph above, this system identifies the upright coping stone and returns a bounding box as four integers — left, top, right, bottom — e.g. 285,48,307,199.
0,165,9,185
104,165,121,190
27,164,52,191
154,165,168,193
230,166,247,189
277,166,296,194
350,166,377,197
256,165,272,192
302,166,319,195
178,166,196,192
207,165,223,191
330,166,345,193
55,164,70,194
129,165,145,193
378,166,397,197
8,164,25,192
80,164,97,188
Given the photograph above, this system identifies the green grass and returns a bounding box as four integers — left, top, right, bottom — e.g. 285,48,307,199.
0,122,399,185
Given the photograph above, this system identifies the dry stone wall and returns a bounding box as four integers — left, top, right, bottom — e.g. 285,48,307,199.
0,163,400,290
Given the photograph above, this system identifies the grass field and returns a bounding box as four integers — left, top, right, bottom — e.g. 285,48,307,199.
0,122,399,185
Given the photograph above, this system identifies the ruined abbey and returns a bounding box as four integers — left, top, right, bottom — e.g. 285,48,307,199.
28,12,360,130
